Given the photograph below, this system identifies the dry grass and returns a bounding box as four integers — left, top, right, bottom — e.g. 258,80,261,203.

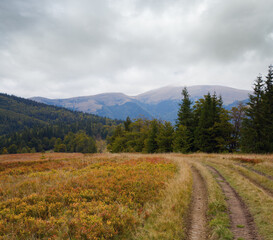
132,156,192,240
207,161,273,240
191,160,233,240
203,156,273,195
1,152,272,239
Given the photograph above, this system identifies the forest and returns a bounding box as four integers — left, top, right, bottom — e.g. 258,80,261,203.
0,94,121,154
108,65,273,153
0,65,272,154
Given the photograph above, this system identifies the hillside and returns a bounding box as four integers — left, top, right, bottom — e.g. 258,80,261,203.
31,85,250,122
0,93,120,136
0,93,121,153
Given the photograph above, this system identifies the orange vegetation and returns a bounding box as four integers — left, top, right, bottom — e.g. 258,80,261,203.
231,157,263,164
0,154,177,239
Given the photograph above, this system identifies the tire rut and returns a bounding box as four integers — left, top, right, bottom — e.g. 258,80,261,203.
235,163,273,181
233,166,273,198
208,166,261,240
187,167,207,240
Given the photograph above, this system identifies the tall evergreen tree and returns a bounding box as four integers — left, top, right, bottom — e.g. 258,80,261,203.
176,87,193,128
263,65,273,151
194,93,215,152
241,75,265,152
174,87,194,152
194,93,232,152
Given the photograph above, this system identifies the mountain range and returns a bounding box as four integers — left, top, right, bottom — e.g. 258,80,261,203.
31,85,251,122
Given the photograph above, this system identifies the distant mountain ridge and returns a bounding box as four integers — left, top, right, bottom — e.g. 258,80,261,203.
31,85,251,122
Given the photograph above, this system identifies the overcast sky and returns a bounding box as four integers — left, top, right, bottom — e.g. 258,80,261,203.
0,0,272,98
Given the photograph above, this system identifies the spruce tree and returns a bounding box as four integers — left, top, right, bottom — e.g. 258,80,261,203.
241,75,265,152
124,116,132,132
194,93,214,152
176,87,193,128
230,102,246,151
174,87,194,152
173,125,192,153
194,93,232,152
263,65,273,151
157,121,174,152
144,120,159,153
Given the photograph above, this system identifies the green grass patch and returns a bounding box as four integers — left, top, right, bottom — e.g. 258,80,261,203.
209,162,273,240
191,161,233,240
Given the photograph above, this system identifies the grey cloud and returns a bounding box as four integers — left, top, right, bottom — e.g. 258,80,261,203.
187,0,273,62
0,0,272,98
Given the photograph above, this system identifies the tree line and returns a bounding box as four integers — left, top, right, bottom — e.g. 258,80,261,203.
107,91,233,153
108,65,273,153
241,65,273,152
1,65,272,154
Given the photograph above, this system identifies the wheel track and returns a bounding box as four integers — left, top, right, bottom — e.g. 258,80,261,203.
232,165,273,198
235,163,273,181
207,165,261,240
187,167,207,240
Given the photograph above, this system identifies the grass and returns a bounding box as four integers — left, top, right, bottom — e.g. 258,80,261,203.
132,156,193,240
242,162,273,178
208,162,273,240
1,152,273,239
231,164,273,194
191,160,233,240
205,156,273,195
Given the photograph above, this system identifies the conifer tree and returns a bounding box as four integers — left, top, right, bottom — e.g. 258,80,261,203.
124,116,132,132
174,87,194,152
241,75,265,152
157,121,174,152
194,93,232,152
144,120,159,153
263,65,273,151
194,93,214,152
176,87,193,128
230,102,246,151
173,125,192,153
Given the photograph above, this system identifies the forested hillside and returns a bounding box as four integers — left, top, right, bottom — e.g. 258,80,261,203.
0,93,121,154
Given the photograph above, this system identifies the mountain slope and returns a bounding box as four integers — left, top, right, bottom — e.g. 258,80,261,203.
135,85,250,104
31,85,251,122
0,93,119,136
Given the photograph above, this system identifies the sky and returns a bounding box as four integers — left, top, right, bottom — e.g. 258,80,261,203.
0,0,272,99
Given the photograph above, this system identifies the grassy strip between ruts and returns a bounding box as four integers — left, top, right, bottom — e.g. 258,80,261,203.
230,164,273,195
191,160,233,240
207,162,273,240
132,157,192,240
205,157,273,195
242,162,273,178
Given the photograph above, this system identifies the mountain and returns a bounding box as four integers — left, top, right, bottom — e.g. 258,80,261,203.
0,93,120,136
31,85,251,122
0,93,122,153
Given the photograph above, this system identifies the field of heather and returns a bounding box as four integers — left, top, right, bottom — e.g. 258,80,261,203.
0,153,178,239
0,153,273,240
